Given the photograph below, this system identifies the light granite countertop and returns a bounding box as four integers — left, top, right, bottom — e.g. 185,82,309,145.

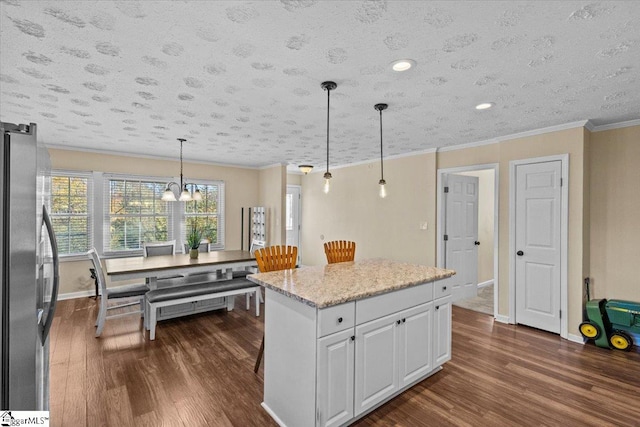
247,258,455,308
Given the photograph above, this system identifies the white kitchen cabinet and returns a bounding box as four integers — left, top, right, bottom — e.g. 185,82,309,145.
433,295,452,366
354,302,434,416
261,276,452,427
354,312,399,415
398,302,434,387
317,329,355,427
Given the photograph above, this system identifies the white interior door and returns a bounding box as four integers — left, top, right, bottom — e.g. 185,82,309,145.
515,160,561,333
286,185,301,263
445,174,479,302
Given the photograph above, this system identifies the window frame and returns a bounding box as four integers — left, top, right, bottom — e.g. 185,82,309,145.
50,170,94,259
102,173,174,257
181,180,226,251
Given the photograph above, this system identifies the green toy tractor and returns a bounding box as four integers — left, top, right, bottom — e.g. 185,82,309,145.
579,299,640,351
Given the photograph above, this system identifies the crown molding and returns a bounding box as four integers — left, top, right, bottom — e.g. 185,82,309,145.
44,143,259,170
437,120,591,153
258,163,288,170
591,118,640,132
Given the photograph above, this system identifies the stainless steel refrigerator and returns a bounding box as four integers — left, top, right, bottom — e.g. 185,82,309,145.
1,122,59,410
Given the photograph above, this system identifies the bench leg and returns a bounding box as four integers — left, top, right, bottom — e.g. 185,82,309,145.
227,296,235,311
255,288,260,317
149,303,157,340
246,293,250,310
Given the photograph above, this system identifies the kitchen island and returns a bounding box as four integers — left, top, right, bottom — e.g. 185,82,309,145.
248,258,455,427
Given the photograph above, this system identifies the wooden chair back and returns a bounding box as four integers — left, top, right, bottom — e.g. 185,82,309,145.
324,240,356,264
254,245,298,273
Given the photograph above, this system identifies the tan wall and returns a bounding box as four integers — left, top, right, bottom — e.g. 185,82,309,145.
589,125,640,302
302,127,589,338
301,153,437,267
259,165,286,246
459,169,495,283
287,173,302,186
50,148,260,295
439,127,588,336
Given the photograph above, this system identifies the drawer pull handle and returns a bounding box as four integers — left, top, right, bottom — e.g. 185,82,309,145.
351,336,355,341
436,306,440,310
396,319,401,325
402,318,406,323
337,317,343,323
443,286,447,291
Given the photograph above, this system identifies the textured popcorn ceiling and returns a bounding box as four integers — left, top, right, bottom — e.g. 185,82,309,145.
1,1,639,169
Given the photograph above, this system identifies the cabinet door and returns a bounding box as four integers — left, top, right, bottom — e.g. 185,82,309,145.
317,329,355,427
433,296,452,366
398,302,433,387
354,312,399,416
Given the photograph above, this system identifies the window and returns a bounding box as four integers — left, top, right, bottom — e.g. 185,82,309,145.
183,181,225,250
51,172,93,256
104,175,172,254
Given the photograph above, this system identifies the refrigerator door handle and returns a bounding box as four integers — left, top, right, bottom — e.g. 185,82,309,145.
40,205,59,345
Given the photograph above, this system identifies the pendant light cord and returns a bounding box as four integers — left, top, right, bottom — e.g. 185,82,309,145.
178,138,185,189
326,87,330,174
379,108,384,181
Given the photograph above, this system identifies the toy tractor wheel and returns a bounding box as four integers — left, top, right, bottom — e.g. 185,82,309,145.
579,321,601,340
609,331,633,351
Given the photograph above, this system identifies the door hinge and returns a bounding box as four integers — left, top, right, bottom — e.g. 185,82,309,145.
560,178,563,187
559,310,562,319
444,186,449,193
444,234,448,241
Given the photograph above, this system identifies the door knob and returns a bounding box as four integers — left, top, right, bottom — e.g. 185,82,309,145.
517,250,524,256
474,241,480,245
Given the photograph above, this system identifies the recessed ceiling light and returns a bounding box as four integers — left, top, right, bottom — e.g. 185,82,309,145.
475,102,494,110
391,59,415,72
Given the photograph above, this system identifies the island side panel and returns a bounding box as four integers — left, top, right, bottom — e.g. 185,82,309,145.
263,288,317,427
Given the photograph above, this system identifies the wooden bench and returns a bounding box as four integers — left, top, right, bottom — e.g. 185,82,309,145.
146,277,260,340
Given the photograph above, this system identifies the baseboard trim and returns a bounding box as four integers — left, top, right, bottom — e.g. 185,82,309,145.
58,290,96,301
494,314,510,324
567,333,585,345
477,279,494,288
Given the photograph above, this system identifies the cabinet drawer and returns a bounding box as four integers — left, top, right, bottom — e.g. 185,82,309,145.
318,302,355,338
433,279,452,299
356,282,433,325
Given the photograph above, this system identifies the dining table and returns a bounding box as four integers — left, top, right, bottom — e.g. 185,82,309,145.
105,249,257,289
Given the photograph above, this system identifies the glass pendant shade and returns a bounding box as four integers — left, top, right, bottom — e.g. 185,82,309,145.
179,187,192,201
379,179,387,198
162,187,177,201
193,188,203,201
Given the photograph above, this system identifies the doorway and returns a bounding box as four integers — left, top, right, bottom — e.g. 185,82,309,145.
437,164,499,318
286,185,301,264
509,155,568,337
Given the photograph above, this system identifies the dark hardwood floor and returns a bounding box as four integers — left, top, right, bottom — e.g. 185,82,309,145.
50,295,640,426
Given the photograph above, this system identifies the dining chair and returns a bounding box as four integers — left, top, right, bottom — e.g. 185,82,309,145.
232,239,266,278
143,240,183,280
143,240,176,257
88,248,149,337
253,245,298,373
233,239,267,305
183,241,210,254
324,240,356,264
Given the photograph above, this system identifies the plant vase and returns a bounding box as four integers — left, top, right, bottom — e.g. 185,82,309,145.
189,248,199,259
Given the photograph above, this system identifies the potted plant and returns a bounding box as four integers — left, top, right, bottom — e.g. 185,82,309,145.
186,224,203,259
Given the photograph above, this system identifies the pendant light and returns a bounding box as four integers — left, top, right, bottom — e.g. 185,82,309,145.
375,103,388,198
321,81,337,194
161,138,203,202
